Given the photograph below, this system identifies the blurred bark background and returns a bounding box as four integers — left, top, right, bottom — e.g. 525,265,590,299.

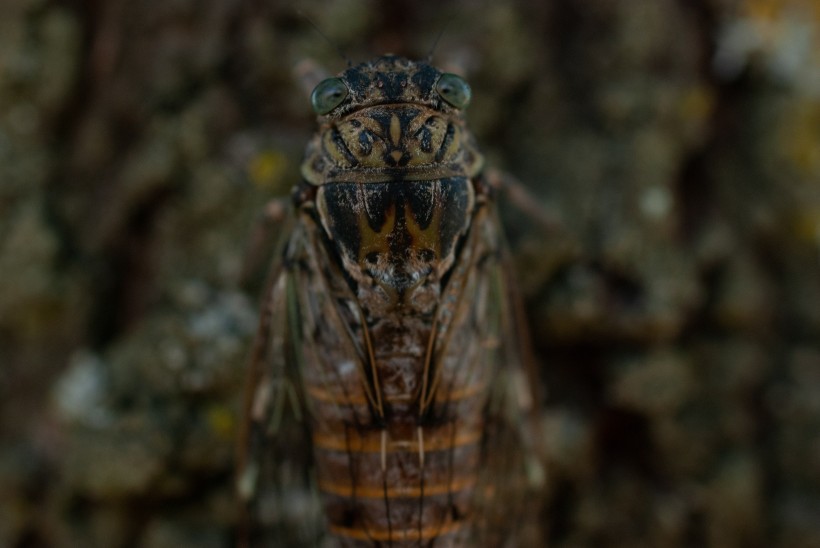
1,0,819,546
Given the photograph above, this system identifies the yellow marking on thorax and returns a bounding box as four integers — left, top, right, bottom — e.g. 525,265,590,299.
357,202,395,263
405,201,442,258
389,113,402,147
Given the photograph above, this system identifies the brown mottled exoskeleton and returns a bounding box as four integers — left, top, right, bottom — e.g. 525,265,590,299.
238,56,542,548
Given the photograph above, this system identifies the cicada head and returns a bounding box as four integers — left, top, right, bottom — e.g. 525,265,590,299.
297,57,487,317
301,56,483,185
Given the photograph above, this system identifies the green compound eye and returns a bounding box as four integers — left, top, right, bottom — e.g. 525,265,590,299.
435,73,471,109
311,78,349,115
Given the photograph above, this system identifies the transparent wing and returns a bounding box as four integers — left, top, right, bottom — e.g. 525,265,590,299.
433,203,545,547
488,257,546,546
237,201,544,547
236,220,324,548
477,207,545,547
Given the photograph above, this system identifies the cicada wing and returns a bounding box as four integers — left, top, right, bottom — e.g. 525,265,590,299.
481,284,546,545
468,206,546,547
237,221,324,548
487,211,546,547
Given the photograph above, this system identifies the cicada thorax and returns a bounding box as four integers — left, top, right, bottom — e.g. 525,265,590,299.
249,56,531,547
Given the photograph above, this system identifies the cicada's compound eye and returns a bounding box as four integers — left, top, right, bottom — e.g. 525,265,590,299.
311,77,349,115
435,73,471,109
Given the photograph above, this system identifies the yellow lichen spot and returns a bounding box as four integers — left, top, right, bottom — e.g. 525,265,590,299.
249,150,288,190
792,208,820,244
680,85,715,126
207,405,235,439
743,0,820,50
780,104,820,177
743,0,820,22
745,0,782,23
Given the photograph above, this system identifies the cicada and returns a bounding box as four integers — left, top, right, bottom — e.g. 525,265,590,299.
238,55,542,547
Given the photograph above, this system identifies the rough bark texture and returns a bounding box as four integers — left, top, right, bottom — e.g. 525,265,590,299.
1,0,819,547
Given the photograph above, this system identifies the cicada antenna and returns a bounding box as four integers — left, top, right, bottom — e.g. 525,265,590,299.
297,9,353,67
425,4,464,62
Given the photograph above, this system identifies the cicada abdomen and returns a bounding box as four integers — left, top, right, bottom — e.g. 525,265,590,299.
238,56,541,547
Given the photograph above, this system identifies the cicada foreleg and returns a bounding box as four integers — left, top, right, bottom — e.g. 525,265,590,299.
484,167,564,234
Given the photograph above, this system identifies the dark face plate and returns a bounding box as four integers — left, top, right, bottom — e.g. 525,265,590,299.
339,55,445,110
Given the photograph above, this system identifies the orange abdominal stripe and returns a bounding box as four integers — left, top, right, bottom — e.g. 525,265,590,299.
318,475,476,498
329,520,465,542
312,428,482,453
305,381,487,405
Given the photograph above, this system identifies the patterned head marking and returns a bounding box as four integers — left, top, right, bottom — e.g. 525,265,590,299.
302,56,483,184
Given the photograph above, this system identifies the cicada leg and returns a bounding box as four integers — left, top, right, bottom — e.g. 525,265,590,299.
484,167,564,234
